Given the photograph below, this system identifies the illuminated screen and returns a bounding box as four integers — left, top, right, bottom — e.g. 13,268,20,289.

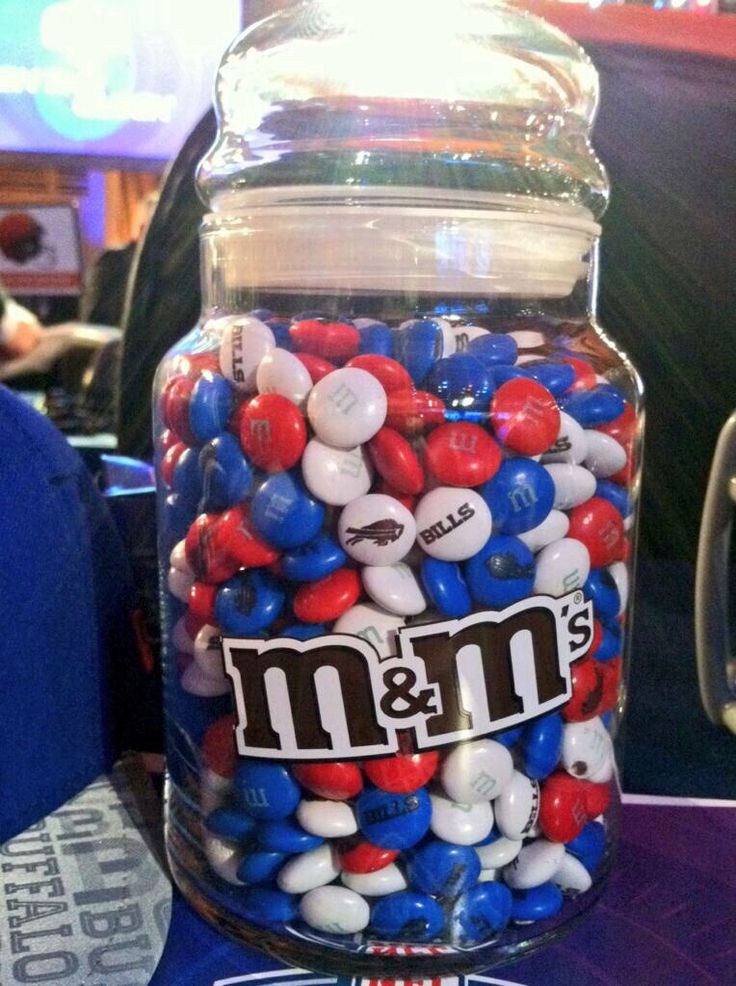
0,0,241,164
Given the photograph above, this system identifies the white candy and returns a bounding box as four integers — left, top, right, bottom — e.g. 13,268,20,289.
338,494,416,565
544,463,597,510
256,347,313,408
296,799,358,838
299,886,370,935
414,487,492,562
542,413,588,465
302,439,373,506
553,853,593,894
172,616,195,654
277,843,341,895
341,863,407,897
453,325,489,351
518,510,570,553
307,367,387,448
167,566,194,603
562,718,614,781
361,563,427,617
181,661,230,697
534,537,591,597
440,739,514,804
428,791,494,845
493,770,540,841
608,561,629,615
583,431,627,478
476,836,523,870
507,329,546,349
478,868,499,883
217,315,275,392
204,834,243,885
333,603,405,659
169,539,192,572
503,838,566,890
193,624,223,677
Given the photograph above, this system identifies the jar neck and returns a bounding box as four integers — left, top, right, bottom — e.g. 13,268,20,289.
200,186,599,322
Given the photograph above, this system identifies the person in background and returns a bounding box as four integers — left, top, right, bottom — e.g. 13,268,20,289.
0,284,42,360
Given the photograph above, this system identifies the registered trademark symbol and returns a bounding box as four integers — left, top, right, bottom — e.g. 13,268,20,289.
574,591,583,605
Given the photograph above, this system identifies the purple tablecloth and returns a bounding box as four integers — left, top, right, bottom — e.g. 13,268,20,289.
149,794,736,986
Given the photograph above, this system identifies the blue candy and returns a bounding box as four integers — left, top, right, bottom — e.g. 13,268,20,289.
233,761,301,820
521,713,563,780
584,569,620,621
464,534,535,608
358,322,394,356
595,479,632,518
172,446,201,507
236,850,287,885
356,787,432,850
488,364,532,387
407,841,480,897
467,332,518,366
474,825,502,847
215,570,285,635
560,384,626,427
566,821,607,873
423,353,494,411
451,883,512,943
479,458,555,535
510,883,564,923
265,317,293,349
242,887,299,927
280,533,346,582
370,891,445,942
420,558,472,618
393,319,448,385
257,819,324,853
523,360,576,397
189,372,233,442
593,623,622,663
249,308,274,321
250,471,326,549
205,806,257,843
198,433,252,513
494,725,524,749
279,623,329,641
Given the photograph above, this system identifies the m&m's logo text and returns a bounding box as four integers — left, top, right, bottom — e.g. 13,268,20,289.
222,591,593,761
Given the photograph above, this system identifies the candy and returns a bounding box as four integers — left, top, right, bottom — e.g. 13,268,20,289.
158,309,636,955
307,367,387,448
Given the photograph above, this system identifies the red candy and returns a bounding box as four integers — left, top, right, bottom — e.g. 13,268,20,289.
161,375,197,445
161,441,186,487
563,656,621,722
598,401,636,447
171,352,220,379
290,319,360,361
295,352,337,383
184,514,240,584
584,780,611,819
337,839,399,874
367,427,424,495
346,355,413,393
188,581,218,624
385,389,445,435
375,480,417,513
363,751,439,793
201,714,237,779
567,497,625,568
490,378,560,456
560,356,597,392
539,772,589,843
213,505,279,568
240,394,307,472
292,762,364,801
292,568,362,623
424,422,501,487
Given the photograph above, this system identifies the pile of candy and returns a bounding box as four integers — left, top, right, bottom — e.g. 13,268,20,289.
159,309,635,948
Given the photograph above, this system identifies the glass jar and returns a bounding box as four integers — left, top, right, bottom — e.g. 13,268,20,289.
153,1,643,977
